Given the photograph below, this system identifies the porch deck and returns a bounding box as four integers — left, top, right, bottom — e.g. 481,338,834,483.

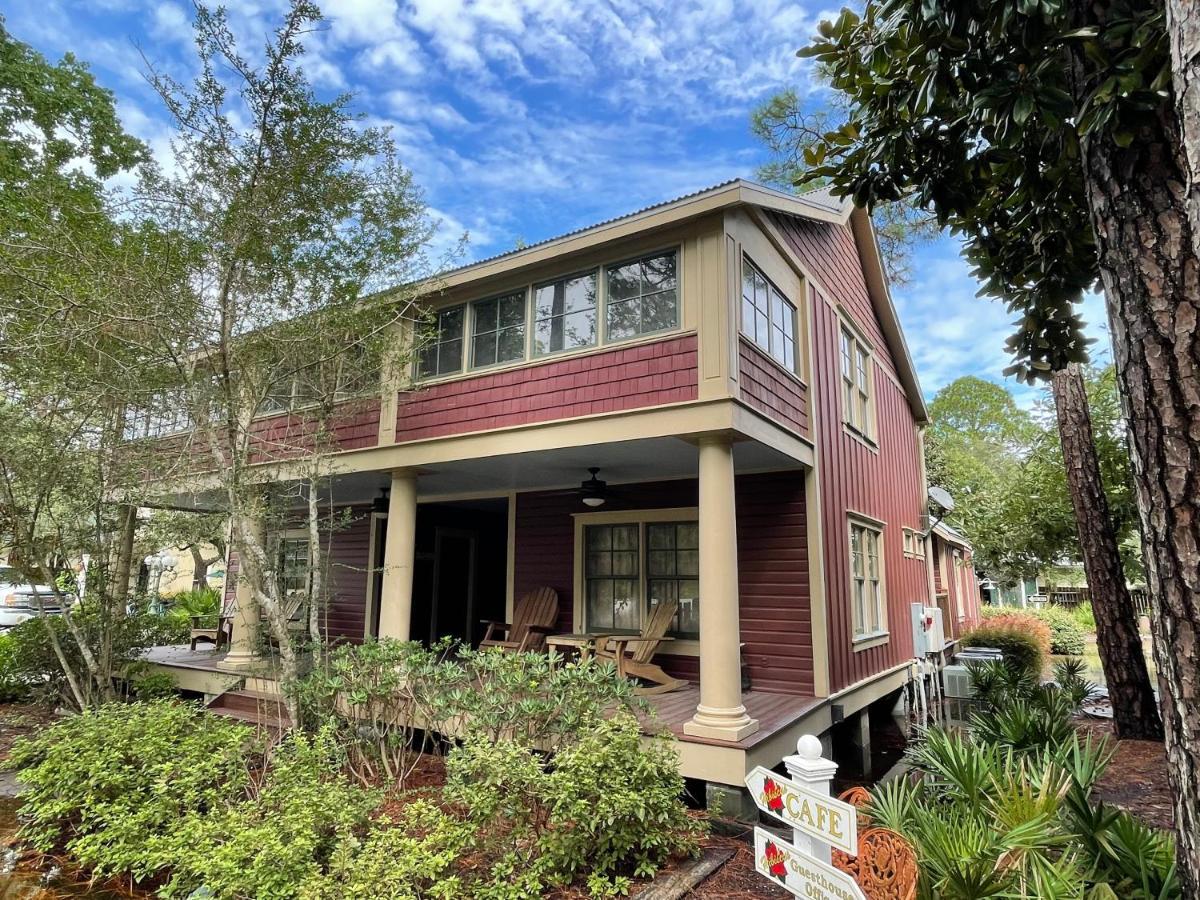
142,645,829,785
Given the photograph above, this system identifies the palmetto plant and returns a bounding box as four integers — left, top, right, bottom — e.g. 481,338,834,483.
866,666,1178,899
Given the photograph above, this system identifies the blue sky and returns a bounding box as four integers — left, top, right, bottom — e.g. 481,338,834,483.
5,0,1109,405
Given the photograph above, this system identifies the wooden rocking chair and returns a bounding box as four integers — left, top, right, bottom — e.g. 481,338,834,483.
479,586,559,652
593,599,688,695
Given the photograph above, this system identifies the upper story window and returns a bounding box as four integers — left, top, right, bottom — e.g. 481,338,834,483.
849,517,886,642
606,251,678,341
840,323,874,441
741,257,797,373
471,290,527,368
534,271,598,356
418,305,465,378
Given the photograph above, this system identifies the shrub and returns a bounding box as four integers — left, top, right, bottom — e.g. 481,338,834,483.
960,614,1051,677
0,633,33,702
128,669,178,701
1070,600,1097,631
1029,605,1088,655
164,586,222,626
160,726,380,899
6,700,260,882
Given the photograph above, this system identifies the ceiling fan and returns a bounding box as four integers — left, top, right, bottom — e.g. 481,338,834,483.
541,467,620,507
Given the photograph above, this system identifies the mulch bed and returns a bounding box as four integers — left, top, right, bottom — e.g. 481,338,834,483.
1075,717,1174,831
679,826,788,899
0,702,58,765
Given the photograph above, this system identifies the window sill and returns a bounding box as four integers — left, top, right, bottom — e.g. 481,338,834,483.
843,422,879,452
852,631,890,652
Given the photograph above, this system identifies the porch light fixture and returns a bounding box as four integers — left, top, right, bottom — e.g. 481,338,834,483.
372,488,390,514
580,468,607,507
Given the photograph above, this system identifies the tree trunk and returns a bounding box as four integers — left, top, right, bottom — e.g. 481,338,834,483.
1051,364,1162,739
1167,0,1200,264
1073,31,1200,889
112,504,136,615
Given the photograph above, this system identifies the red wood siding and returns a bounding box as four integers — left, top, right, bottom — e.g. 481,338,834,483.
512,471,814,696
395,334,697,442
221,507,372,644
248,401,380,463
774,213,929,694
737,337,810,437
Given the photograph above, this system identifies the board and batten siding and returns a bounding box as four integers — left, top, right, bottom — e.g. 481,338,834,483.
394,334,698,442
512,471,814,696
771,213,930,694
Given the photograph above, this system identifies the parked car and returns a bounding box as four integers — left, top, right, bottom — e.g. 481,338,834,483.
0,567,65,628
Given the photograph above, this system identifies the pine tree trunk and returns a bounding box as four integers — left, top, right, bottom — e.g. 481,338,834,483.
1050,364,1161,739
1167,0,1200,262
1073,43,1200,892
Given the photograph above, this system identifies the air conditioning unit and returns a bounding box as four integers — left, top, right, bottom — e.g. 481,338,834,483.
942,664,975,699
955,647,1004,664
924,606,945,654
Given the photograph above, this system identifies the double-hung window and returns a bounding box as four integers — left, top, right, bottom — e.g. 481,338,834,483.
840,324,873,439
582,515,699,639
849,518,886,641
605,251,678,341
277,534,311,623
471,290,527,368
533,271,597,356
418,305,465,378
741,258,798,372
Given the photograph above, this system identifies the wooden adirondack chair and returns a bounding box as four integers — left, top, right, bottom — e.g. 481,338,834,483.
593,599,688,695
189,614,232,652
479,587,559,652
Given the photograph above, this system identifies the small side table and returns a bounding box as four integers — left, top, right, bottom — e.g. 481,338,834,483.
546,633,596,662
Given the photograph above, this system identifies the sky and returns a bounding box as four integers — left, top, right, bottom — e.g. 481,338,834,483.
5,0,1110,406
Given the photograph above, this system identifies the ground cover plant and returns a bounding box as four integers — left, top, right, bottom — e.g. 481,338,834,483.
867,660,1178,898
6,645,704,898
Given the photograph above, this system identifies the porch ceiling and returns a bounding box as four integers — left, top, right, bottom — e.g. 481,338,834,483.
327,435,804,504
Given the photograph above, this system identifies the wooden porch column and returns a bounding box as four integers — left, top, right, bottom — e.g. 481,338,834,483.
378,469,418,641
224,513,266,668
684,434,759,741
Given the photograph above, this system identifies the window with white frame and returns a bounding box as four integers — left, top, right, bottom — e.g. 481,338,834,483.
417,305,465,377
741,257,798,372
606,250,678,341
582,515,699,639
471,290,527,368
903,527,926,559
277,534,310,622
534,270,597,356
953,548,965,618
840,323,874,440
850,518,886,641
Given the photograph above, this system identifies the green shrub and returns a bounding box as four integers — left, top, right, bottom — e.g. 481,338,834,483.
960,614,1050,678
160,726,380,899
128,670,178,701
1029,605,1087,655
6,700,260,882
1070,601,1097,631
0,633,33,702
164,586,222,626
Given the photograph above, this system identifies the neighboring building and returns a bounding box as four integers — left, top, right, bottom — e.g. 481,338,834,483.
147,180,978,791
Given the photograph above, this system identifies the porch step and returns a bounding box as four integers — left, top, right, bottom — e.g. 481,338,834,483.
207,689,292,730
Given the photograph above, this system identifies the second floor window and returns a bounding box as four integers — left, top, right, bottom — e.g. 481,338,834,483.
840,324,873,440
850,518,885,640
418,306,465,378
534,271,597,356
741,258,797,372
471,290,527,368
606,251,678,341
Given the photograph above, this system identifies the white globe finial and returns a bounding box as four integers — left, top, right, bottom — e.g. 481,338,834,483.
796,734,823,760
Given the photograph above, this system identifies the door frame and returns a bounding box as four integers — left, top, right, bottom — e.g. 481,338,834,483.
430,526,478,644
363,511,388,640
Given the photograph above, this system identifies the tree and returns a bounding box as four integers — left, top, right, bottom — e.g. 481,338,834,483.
797,1,1199,882
140,510,228,590
1166,1,1200,265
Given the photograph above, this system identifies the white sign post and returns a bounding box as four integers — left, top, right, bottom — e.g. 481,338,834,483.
746,734,866,900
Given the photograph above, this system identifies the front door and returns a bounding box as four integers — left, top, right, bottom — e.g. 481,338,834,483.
429,527,477,645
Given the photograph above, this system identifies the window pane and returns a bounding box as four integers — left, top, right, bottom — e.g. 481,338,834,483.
613,582,639,629
676,550,698,578
755,310,769,344
534,283,561,320
742,298,756,334
587,526,612,551
587,552,611,577
605,252,677,342
607,261,641,302
647,523,674,550
642,290,678,332
587,580,614,630
563,273,597,313
474,297,498,332
643,252,676,293
437,339,462,375
648,550,675,577
499,293,526,328
607,298,639,341
611,551,638,577
497,326,525,363
784,337,796,372
472,331,496,368
676,522,698,549
441,307,464,340
561,309,596,350
612,525,638,550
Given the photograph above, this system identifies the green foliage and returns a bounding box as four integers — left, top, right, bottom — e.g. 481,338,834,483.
295,640,640,787
160,726,379,900
0,633,32,702
129,671,177,701
165,586,222,621
796,0,1169,381
1072,601,1098,632
6,701,260,882
961,616,1051,678
1029,606,1088,655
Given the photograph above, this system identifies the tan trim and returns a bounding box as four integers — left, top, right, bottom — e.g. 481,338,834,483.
829,660,911,716
847,513,889,643
363,511,387,640
571,507,701,657
378,470,418,640
697,226,736,401
835,309,879,447
805,468,830,697
846,508,886,528
852,632,890,652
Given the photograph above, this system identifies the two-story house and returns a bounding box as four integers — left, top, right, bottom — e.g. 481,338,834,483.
146,179,980,793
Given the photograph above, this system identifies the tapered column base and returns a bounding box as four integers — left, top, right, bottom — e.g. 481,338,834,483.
683,703,760,741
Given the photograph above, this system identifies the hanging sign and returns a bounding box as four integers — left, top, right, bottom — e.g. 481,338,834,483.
753,827,866,900
745,765,858,854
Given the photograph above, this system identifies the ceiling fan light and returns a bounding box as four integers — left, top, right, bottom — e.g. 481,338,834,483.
582,496,606,508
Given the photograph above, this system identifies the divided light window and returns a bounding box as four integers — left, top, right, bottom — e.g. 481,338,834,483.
471,290,527,368
741,257,797,372
584,519,699,639
840,324,873,440
850,518,885,641
277,534,311,623
606,251,678,341
418,306,465,378
533,271,597,356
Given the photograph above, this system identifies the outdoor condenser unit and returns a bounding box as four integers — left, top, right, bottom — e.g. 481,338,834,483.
942,664,975,699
